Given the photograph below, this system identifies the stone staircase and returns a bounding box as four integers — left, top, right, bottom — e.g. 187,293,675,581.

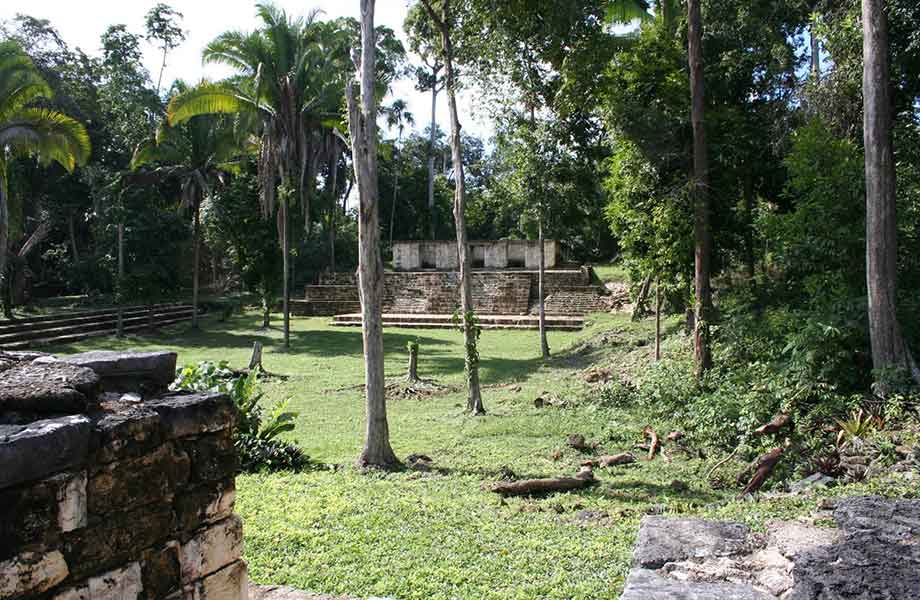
0,304,201,350
330,313,584,331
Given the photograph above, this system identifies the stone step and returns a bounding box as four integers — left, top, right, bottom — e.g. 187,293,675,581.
0,307,197,345
330,313,584,331
0,304,191,334
0,314,200,350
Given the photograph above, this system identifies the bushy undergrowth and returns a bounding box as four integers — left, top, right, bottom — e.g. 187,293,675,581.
172,361,309,472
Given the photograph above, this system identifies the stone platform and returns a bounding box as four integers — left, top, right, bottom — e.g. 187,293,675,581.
621,496,920,599
329,313,585,331
294,268,614,321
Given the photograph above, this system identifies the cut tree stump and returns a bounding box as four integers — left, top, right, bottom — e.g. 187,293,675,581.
643,426,661,460
248,342,263,371
490,467,595,497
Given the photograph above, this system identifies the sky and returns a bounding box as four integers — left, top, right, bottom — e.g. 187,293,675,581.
1,0,493,139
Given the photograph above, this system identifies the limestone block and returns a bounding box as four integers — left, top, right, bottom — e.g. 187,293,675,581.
87,562,143,600
40,351,177,394
0,362,100,414
632,517,756,569
88,406,162,464
484,241,508,269
620,568,771,600
435,243,458,270
0,416,91,489
174,480,236,533
180,432,238,484
0,480,58,561
63,506,174,580
0,550,69,598
141,542,181,599
51,586,89,600
198,560,247,600
56,472,88,533
145,394,235,440
524,243,541,269
179,516,243,583
87,443,190,515
392,242,420,271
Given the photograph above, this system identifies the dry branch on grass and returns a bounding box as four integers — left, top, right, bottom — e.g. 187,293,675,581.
490,467,596,497
737,446,785,498
754,413,792,436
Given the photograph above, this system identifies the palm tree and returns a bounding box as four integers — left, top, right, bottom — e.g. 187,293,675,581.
167,3,347,348
132,84,243,328
384,98,414,247
0,41,90,317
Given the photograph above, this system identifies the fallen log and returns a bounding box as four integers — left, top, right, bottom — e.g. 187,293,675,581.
490,467,595,497
737,446,785,498
643,426,661,460
567,434,592,453
754,413,792,436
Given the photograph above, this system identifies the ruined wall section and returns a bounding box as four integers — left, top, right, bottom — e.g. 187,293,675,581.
0,351,247,600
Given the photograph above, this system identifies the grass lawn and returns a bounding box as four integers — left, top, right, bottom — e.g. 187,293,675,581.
45,311,919,599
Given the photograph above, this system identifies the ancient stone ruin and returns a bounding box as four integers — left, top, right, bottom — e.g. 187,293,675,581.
1,350,245,600
620,496,920,599
296,240,621,328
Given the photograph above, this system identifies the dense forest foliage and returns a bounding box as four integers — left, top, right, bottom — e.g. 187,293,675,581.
2,0,920,459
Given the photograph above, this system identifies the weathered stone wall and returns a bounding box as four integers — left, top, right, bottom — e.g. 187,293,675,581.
390,240,559,271
0,351,247,600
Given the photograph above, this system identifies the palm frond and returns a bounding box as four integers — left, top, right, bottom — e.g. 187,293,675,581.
167,83,257,125
0,108,91,171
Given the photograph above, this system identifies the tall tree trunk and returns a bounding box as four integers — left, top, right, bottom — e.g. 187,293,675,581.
810,26,821,81
688,0,713,376
348,0,399,469
862,0,920,387
328,148,340,272
744,172,755,279
192,202,200,330
538,216,549,359
428,81,438,240
117,221,125,338
282,194,290,349
156,46,168,97
423,0,485,415
68,213,80,262
389,144,399,248
0,175,10,319
655,277,662,361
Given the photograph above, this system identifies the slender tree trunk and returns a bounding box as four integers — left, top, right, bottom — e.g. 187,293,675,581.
348,0,399,469
862,0,920,387
810,26,821,81
117,222,125,338
0,175,10,319
538,216,549,359
424,0,485,415
156,46,168,97
68,213,80,262
389,144,399,248
192,202,200,329
428,82,438,240
655,277,662,361
688,0,713,376
328,148,339,272
282,195,290,348
744,172,755,279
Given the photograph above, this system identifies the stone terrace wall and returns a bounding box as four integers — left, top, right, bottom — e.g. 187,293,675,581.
0,351,246,600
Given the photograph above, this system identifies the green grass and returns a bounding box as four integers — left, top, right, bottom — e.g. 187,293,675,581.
591,262,629,285
45,310,918,599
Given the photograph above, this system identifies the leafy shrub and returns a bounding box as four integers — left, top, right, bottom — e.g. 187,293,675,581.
172,361,308,472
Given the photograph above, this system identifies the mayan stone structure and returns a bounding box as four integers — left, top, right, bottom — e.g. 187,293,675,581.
294,240,617,323
0,350,246,600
